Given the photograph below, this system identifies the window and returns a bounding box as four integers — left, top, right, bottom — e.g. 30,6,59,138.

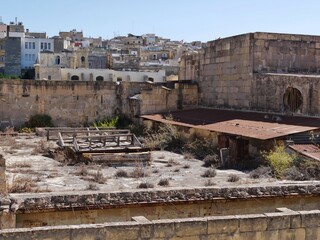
96,76,104,81
41,42,43,49
25,54,28,61
33,42,35,49
48,43,51,50
71,75,79,80
44,43,48,50
32,54,35,62
25,42,28,49
55,56,60,65
48,75,51,80
81,56,85,63
28,42,32,49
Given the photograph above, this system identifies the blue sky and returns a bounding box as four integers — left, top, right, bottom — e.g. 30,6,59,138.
1,0,319,42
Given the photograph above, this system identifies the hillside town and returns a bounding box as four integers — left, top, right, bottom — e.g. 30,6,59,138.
0,18,202,81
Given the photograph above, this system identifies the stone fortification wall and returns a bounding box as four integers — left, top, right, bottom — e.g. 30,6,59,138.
0,80,198,126
1,208,320,239
198,33,253,109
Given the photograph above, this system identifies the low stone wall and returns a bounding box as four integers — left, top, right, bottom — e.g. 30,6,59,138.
0,208,319,239
9,183,320,213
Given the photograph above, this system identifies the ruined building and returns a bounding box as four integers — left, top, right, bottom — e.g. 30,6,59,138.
180,32,320,116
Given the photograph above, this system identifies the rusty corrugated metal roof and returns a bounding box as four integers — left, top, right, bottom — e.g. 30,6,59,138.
141,108,320,140
289,144,320,161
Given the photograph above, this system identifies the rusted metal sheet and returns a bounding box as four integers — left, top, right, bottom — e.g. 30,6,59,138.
141,108,320,140
289,144,320,161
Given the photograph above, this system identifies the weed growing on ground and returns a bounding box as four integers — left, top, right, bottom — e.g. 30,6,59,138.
227,174,240,182
137,182,154,189
158,178,170,187
201,168,217,178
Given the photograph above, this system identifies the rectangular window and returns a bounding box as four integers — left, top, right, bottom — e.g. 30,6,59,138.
32,54,35,61
33,42,35,49
41,42,43,49
25,42,28,49
44,43,47,50
28,54,31,61
48,43,51,50
25,54,28,61
28,42,32,49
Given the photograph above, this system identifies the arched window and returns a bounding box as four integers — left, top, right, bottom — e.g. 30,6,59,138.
81,56,85,63
71,75,79,80
96,76,104,81
55,56,60,65
283,87,303,112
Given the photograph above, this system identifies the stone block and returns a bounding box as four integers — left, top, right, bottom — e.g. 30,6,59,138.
174,218,207,237
207,215,239,234
238,214,267,232
278,228,305,240
305,227,320,240
259,230,279,240
299,210,320,227
105,222,140,240
264,212,291,230
153,219,175,238
70,225,106,240
207,232,240,240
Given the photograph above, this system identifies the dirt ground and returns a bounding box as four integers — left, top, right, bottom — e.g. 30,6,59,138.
0,133,314,195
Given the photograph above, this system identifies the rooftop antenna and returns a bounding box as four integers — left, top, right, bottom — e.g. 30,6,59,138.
0,16,2,24
15,17,17,25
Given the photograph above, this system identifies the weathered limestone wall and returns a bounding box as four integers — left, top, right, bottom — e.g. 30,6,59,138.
4,184,320,229
0,80,198,126
181,32,320,115
253,32,320,74
1,208,320,239
252,73,320,115
198,33,253,109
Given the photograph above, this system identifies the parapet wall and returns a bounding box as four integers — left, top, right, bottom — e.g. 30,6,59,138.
1,208,319,239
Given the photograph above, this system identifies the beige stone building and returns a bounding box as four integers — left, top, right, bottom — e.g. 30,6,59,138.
180,32,320,116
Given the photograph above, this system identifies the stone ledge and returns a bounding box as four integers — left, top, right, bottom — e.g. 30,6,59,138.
7,183,320,212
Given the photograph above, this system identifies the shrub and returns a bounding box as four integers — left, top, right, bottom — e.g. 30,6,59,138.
201,168,217,178
19,127,33,133
284,166,307,181
183,164,190,169
183,137,217,159
202,154,219,168
137,182,154,189
249,166,272,179
115,169,129,178
92,116,119,128
24,114,54,128
86,183,99,190
91,170,106,184
262,145,295,177
183,152,194,160
130,165,148,178
158,178,170,187
227,174,240,182
144,123,186,152
204,179,216,186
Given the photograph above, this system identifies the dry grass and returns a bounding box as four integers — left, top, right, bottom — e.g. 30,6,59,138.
183,164,190,169
201,169,217,178
227,174,240,182
158,178,170,187
91,170,106,184
9,176,37,193
86,183,100,190
204,179,216,186
115,169,129,178
183,152,194,160
137,182,154,189
130,165,149,178
32,139,50,155
75,164,88,176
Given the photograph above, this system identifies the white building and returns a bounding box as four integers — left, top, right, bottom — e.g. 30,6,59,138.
21,37,54,69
